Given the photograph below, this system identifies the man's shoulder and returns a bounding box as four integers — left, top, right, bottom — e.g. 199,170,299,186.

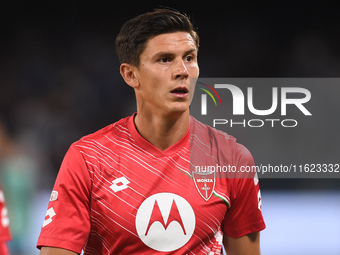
190,116,253,160
190,116,237,145
190,117,255,174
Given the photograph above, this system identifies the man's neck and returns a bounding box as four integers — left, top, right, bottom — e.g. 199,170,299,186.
134,110,190,151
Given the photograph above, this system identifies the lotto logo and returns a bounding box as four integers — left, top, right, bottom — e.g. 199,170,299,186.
135,193,195,252
110,177,130,192
1,206,9,228
43,207,56,227
258,190,262,211
0,191,9,228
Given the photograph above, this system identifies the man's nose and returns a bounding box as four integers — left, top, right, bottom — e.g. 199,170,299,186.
173,59,189,79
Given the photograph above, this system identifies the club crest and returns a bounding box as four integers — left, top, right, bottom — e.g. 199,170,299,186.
192,169,215,201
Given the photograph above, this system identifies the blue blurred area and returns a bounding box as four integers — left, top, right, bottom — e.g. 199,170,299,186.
261,191,340,255
0,1,339,254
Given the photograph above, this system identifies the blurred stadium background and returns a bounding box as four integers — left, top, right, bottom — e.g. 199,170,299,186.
0,1,339,254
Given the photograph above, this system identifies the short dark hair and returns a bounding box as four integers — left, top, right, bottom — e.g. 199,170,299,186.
115,9,199,67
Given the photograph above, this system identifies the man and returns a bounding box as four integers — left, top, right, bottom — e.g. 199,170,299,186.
37,9,265,255
0,186,11,255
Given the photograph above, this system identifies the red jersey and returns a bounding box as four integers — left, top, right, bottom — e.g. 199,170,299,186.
37,114,265,254
0,186,11,255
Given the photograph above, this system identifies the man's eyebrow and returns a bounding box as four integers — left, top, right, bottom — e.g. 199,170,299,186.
153,49,197,59
153,52,175,59
184,49,197,55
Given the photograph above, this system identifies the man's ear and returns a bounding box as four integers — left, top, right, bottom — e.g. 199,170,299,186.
120,63,139,88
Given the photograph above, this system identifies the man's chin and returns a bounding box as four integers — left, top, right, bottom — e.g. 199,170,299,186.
165,107,190,119
170,102,190,112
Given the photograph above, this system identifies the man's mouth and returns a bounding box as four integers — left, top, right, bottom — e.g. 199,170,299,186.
171,87,189,94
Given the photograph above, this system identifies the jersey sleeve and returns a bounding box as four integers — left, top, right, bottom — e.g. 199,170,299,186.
37,144,92,254
222,143,265,238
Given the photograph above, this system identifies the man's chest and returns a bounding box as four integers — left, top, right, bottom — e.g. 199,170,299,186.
87,155,229,253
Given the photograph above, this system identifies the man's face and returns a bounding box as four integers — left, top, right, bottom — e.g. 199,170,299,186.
134,32,199,116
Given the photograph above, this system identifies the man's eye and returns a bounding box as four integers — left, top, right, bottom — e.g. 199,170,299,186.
185,55,193,62
159,57,170,63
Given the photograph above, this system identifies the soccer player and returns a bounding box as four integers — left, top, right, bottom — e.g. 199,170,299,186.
37,9,265,255
0,186,11,255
